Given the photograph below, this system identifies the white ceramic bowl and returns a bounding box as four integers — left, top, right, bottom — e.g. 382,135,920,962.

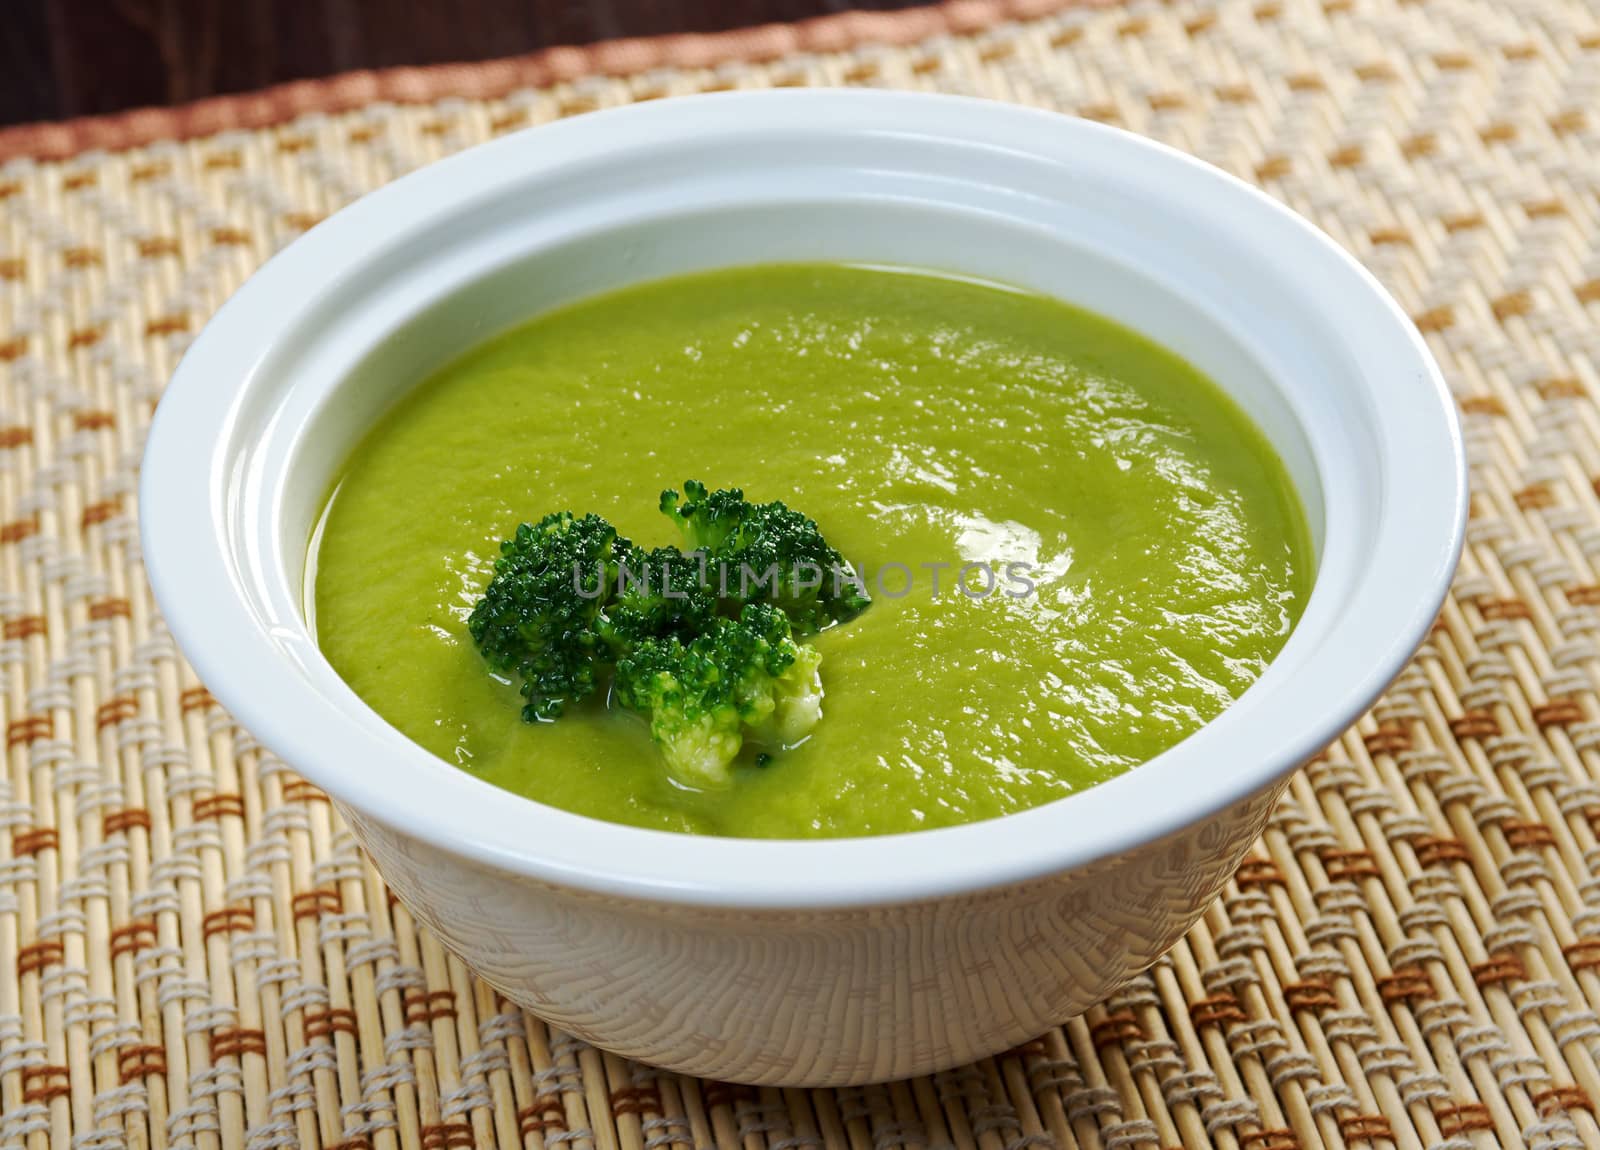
140,89,1465,1086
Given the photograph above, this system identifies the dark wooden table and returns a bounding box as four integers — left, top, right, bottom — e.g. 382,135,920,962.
1,0,929,127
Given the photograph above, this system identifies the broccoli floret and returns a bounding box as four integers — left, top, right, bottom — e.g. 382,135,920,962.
467,511,633,721
612,603,825,789
758,641,824,746
660,480,871,633
468,485,864,783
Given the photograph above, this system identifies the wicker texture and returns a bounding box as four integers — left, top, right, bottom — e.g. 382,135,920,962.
2,0,1599,1145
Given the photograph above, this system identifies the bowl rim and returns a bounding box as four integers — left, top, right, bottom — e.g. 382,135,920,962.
140,89,1467,909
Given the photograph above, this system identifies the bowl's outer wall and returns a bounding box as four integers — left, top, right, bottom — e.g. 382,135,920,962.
343,773,1289,1086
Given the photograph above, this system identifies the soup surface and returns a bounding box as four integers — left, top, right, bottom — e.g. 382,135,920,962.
314,264,1311,838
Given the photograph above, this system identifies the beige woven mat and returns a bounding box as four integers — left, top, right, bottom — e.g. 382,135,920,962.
3,0,1599,1146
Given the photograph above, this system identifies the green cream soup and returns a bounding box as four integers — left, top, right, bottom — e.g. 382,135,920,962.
314,264,1311,838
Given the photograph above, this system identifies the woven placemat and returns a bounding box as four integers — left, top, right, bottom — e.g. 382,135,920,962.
3,0,1599,1146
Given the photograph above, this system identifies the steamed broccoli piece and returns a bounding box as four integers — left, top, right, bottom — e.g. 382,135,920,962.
467,511,633,721
659,480,871,634
469,486,865,784
657,480,752,554
612,603,824,789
